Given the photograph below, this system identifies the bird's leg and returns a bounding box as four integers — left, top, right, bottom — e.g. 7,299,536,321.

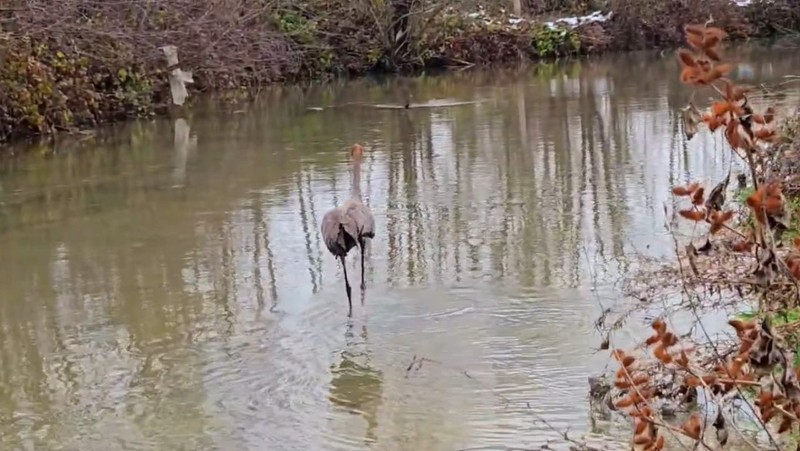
359,237,366,291
341,255,353,316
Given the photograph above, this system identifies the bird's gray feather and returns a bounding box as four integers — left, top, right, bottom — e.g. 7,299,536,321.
321,198,374,256
344,199,375,239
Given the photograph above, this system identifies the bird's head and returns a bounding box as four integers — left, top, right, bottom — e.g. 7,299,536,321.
351,143,364,159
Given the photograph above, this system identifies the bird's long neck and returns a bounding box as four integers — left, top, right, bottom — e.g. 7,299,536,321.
351,156,362,199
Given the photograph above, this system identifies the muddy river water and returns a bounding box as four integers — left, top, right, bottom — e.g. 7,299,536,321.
1,41,800,451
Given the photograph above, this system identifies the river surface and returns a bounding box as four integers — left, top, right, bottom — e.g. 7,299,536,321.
1,41,800,451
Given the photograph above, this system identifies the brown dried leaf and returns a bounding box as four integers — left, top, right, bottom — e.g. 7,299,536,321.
615,395,634,408
692,187,705,205
778,416,792,433
677,48,698,67
622,355,636,368
679,209,706,221
681,413,702,439
672,182,701,196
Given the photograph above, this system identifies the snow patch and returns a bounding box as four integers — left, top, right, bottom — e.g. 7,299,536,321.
461,5,613,31
543,10,613,30
462,0,748,33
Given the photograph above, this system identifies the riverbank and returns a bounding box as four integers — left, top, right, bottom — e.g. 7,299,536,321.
1,0,799,146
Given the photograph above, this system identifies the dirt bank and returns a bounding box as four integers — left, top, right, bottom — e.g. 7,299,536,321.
0,0,799,146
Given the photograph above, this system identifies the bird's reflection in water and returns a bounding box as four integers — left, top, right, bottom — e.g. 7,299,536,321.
329,323,383,446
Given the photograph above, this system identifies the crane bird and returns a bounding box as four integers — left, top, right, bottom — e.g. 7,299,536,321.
321,143,375,315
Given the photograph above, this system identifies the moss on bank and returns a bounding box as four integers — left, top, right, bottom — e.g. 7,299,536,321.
0,0,799,145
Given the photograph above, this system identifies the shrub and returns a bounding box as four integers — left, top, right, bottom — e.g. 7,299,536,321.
609,15,800,450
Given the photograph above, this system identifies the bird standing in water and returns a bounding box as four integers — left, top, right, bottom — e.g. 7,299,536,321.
321,143,375,315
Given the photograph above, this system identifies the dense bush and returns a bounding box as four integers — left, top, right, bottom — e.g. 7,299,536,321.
744,0,800,37
0,37,153,142
604,0,751,50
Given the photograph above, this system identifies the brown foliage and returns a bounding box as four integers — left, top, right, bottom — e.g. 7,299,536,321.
747,181,786,225
611,348,662,451
709,210,735,234
614,316,800,449
672,182,701,196
612,320,702,448
637,16,800,446
675,23,735,87
675,30,780,160
678,209,706,222
672,17,784,258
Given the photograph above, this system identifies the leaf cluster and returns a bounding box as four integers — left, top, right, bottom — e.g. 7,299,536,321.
614,316,800,449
